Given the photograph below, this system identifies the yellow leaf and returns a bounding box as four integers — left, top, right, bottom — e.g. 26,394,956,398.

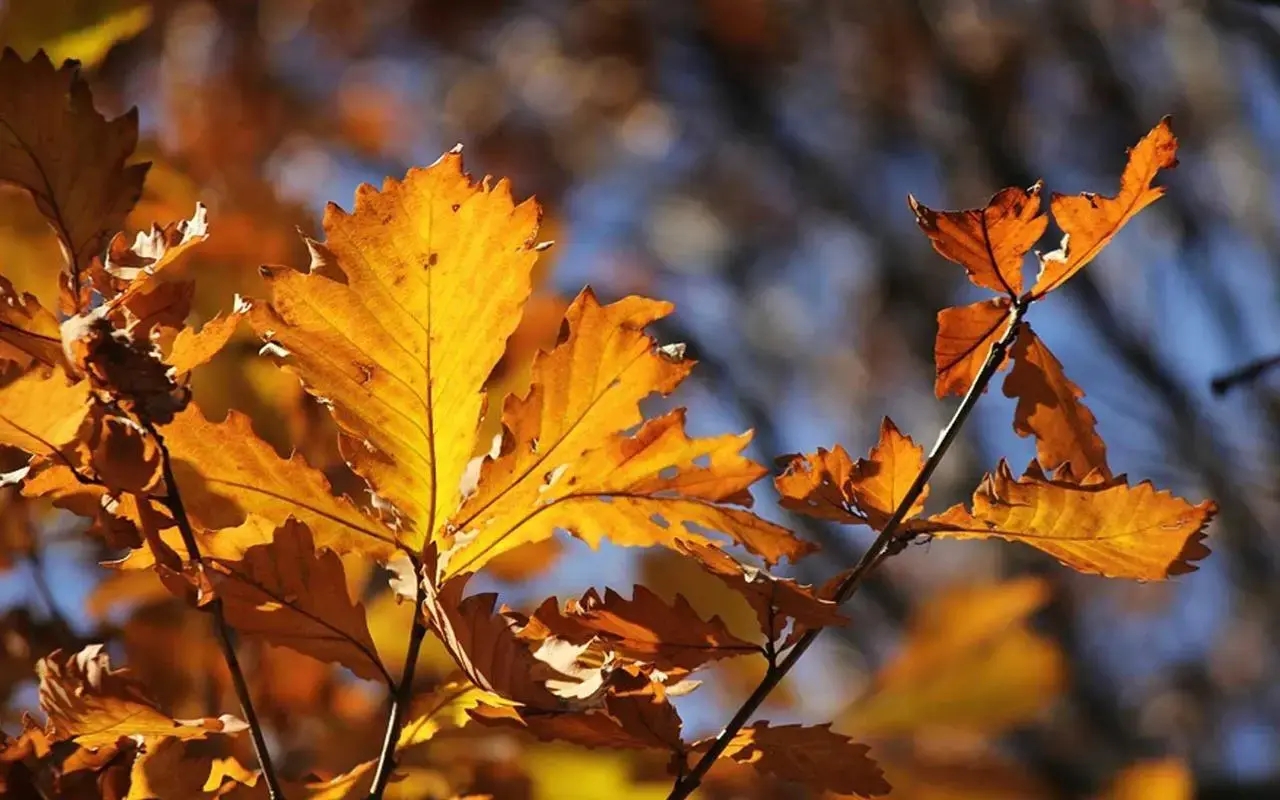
209,518,390,685
125,737,214,800
397,679,506,750
0,368,89,456
776,417,925,530
0,48,149,311
909,183,1046,297
248,150,542,551
0,2,151,69
37,644,245,748
1101,759,1193,800
0,274,62,370
1004,325,1109,478
915,461,1215,580
841,577,1065,737
443,291,810,577
1031,117,1178,298
167,308,245,376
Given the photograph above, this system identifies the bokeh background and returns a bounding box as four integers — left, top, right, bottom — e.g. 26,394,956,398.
3,0,1279,798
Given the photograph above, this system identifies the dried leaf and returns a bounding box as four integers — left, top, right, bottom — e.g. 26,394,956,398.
705,722,889,797
209,519,389,684
841,577,1065,736
913,461,1215,580
0,368,89,457
1004,325,1108,478
397,679,506,750
530,585,758,671
933,298,1013,398
1031,118,1178,298
776,417,925,530
909,183,1046,297
37,644,245,747
0,274,62,370
0,48,149,312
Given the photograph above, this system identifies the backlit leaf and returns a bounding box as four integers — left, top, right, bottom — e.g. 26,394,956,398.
0,368,89,457
704,722,889,797
933,299,1013,398
0,274,61,370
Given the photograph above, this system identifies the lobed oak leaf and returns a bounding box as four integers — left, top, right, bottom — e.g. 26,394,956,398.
675,539,846,642
699,721,889,797
1031,117,1178,299
1004,324,1109,478
441,292,809,577
0,367,89,457
37,644,245,748
207,518,391,685
909,182,1046,297
0,48,149,313
125,736,218,800
840,577,1064,737
0,274,62,371
397,679,509,750
912,460,1215,580
776,417,925,530
247,149,542,551
933,298,1015,398
528,585,758,672
165,301,247,377
77,405,163,495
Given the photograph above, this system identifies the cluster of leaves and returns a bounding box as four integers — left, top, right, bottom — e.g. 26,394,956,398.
0,47,1215,800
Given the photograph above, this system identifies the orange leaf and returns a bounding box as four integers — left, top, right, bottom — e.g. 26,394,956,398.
1031,117,1178,298
909,183,1046,297
529,585,758,671
675,539,846,642
0,274,62,370
1004,325,1109,478
0,368,89,458
208,518,389,684
705,722,889,797
165,306,245,376
840,577,1064,736
0,49,149,312
933,298,1013,398
1102,759,1193,800
37,645,245,748
776,417,925,530
914,461,1215,580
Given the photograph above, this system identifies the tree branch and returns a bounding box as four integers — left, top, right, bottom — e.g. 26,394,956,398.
367,561,428,800
667,301,1028,799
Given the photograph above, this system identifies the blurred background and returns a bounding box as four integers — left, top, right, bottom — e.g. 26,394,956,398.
2,0,1279,798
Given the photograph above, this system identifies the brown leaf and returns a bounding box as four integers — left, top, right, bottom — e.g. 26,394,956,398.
776,417,925,530
1004,325,1109,478
1031,117,1178,298
909,183,1046,297
933,298,1013,398
209,518,390,684
704,722,889,797
530,585,758,671
913,461,1215,580
675,539,846,642
0,49,149,313
37,644,245,748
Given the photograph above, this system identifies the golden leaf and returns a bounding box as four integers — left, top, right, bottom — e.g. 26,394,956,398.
933,298,1013,398
1101,759,1193,800
37,644,245,748
1031,117,1178,298
208,518,390,685
704,722,889,797
841,577,1065,737
248,150,542,551
0,274,62,370
1004,325,1108,478
776,417,925,530
0,368,89,457
909,183,1046,297
914,461,1215,580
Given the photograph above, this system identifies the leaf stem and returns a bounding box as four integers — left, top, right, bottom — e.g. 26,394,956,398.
148,423,285,800
667,301,1028,800
367,562,428,800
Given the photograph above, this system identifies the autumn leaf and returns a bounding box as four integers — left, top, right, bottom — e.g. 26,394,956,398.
776,417,925,530
0,274,62,370
0,367,89,457
840,577,1065,736
676,539,846,642
37,644,245,748
397,679,506,750
1102,759,1193,800
248,149,541,552
913,461,1215,580
909,182,1046,297
208,518,391,685
701,722,889,797
529,585,758,672
166,304,246,376
0,48,149,311
0,2,152,69
1031,117,1178,299
933,298,1014,398
1004,324,1109,478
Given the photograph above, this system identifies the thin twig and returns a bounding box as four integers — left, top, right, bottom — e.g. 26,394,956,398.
367,566,428,800
148,423,285,800
667,301,1027,800
1210,352,1280,396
